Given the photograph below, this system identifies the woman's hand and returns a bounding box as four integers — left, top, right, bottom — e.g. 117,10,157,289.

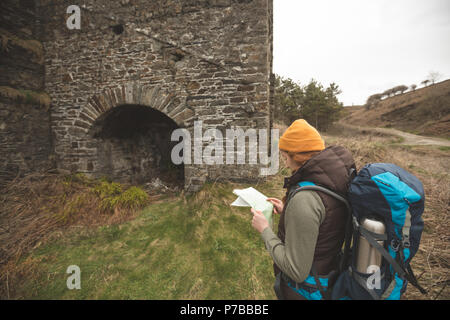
251,208,269,233
266,198,284,214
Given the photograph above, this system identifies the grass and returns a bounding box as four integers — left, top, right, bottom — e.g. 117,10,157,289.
0,173,153,299
8,181,282,299
93,181,149,212
1,123,448,300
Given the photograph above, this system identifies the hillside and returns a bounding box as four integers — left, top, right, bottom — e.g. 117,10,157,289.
342,79,450,139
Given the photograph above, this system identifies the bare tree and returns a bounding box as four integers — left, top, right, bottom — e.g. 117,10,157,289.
428,71,443,84
365,93,383,110
391,85,408,95
421,79,430,87
382,88,394,97
410,84,417,92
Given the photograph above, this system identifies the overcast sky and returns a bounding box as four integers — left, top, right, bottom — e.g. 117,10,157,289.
273,0,450,106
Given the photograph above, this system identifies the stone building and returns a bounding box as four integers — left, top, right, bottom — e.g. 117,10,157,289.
1,0,274,192
0,0,52,187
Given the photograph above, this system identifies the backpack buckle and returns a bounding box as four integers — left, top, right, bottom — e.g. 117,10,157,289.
402,235,410,248
391,239,400,252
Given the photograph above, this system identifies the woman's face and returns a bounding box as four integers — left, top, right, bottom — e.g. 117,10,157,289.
280,151,300,172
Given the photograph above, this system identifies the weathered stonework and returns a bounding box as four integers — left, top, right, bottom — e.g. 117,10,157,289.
2,0,273,192
0,0,53,187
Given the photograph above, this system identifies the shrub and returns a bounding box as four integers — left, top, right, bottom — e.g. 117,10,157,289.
113,186,149,210
94,181,122,199
93,181,149,212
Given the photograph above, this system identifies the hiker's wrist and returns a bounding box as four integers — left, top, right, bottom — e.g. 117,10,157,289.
261,226,271,236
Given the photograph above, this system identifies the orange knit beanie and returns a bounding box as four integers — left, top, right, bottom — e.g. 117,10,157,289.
279,119,325,153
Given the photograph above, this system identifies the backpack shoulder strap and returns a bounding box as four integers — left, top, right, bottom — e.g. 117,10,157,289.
294,184,351,212
287,181,350,209
289,181,354,273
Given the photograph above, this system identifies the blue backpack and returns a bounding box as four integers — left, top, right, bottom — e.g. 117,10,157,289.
294,163,427,300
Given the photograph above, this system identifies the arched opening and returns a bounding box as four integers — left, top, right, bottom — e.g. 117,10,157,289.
90,104,184,189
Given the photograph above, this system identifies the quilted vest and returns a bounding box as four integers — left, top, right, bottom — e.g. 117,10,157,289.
274,145,356,276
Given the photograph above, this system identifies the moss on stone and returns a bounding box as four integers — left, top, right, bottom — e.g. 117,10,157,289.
0,28,44,64
0,86,51,109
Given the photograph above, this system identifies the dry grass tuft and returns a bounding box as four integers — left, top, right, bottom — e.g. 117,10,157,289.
0,172,151,298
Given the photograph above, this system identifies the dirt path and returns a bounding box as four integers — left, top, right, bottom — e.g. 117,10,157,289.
337,123,450,147
373,127,450,147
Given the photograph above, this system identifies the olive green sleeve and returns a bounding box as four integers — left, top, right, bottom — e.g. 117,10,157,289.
260,190,326,283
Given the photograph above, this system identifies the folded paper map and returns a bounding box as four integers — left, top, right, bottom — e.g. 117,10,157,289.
231,187,273,227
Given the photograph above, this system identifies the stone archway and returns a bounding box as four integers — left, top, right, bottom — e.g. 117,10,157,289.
72,83,196,190
76,83,193,129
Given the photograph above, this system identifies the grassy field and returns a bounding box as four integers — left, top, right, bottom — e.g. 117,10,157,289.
2,176,285,300
1,124,448,300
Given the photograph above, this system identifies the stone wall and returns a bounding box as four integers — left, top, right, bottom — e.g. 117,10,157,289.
0,0,53,187
36,0,273,192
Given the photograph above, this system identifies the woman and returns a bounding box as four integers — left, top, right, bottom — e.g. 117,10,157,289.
251,119,355,300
